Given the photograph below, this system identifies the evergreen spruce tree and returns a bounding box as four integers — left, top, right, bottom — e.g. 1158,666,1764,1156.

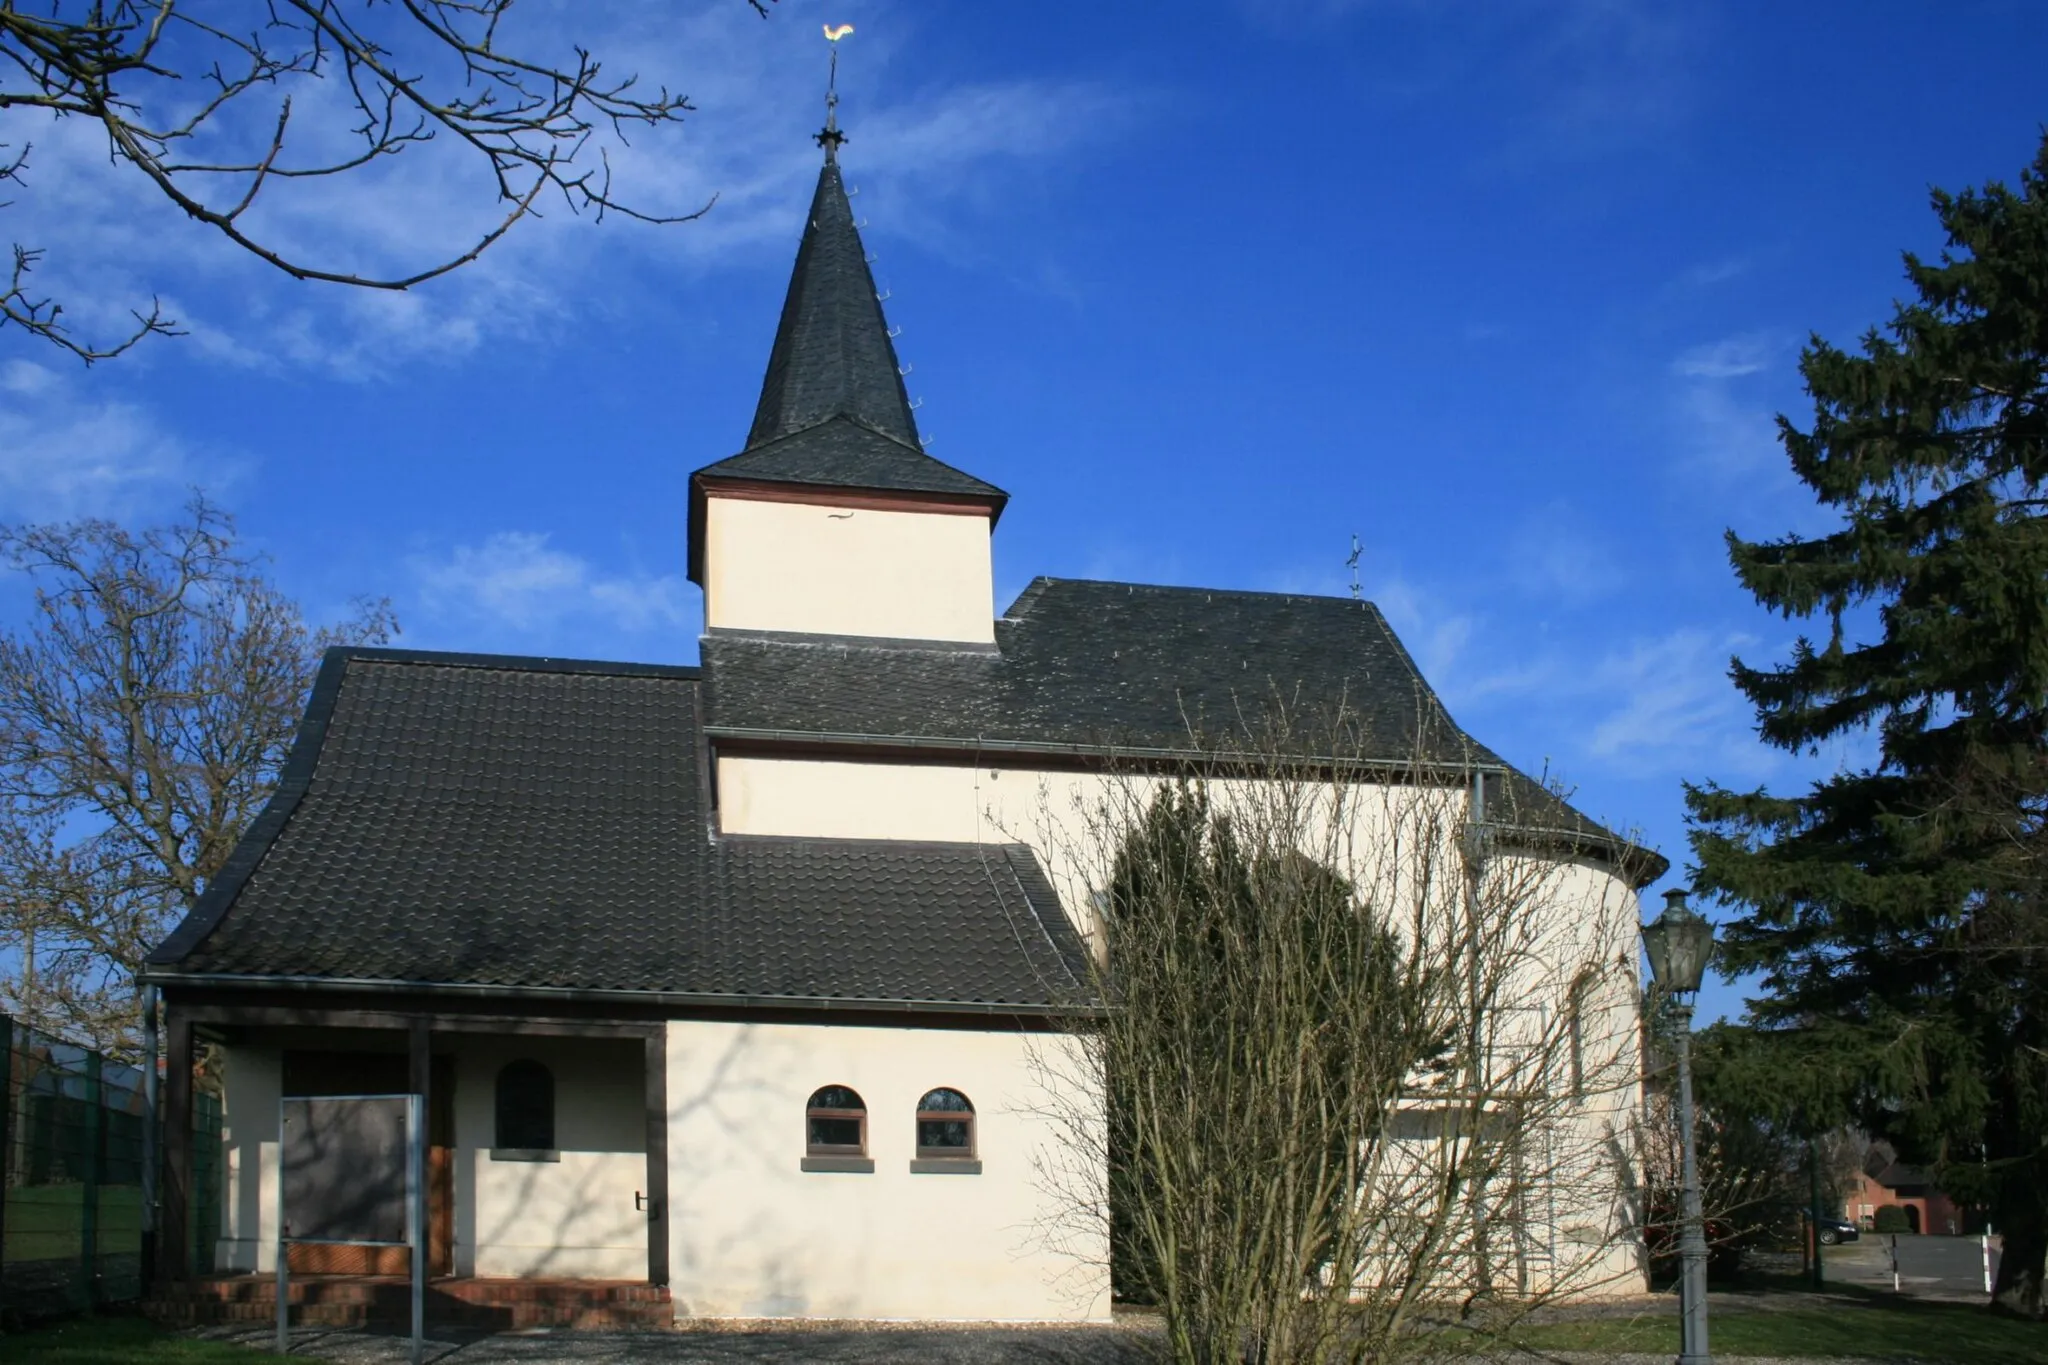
1687,133,2048,1316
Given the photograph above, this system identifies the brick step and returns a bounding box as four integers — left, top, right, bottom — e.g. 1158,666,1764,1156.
162,1278,668,1305
144,1277,673,1331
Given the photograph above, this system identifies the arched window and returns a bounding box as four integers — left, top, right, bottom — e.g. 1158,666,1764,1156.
915,1088,975,1159
495,1059,555,1152
806,1085,867,1156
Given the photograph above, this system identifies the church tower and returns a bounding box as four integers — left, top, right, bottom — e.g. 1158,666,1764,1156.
688,119,1007,644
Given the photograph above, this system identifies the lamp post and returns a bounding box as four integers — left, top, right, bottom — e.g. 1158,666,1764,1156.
1643,888,1715,1365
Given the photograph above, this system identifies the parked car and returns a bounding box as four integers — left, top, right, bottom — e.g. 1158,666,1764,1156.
1816,1215,1860,1246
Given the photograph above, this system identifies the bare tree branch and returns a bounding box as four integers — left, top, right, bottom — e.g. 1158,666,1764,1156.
1,1,776,361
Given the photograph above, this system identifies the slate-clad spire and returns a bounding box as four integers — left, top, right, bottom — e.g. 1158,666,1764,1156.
687,114,1008,588
744,160,921,450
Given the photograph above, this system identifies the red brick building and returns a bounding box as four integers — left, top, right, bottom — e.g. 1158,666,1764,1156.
1847,1159,1965,1236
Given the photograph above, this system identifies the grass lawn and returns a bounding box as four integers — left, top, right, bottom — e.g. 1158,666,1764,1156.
0,1316,289,1365
1503,1293,2048,1364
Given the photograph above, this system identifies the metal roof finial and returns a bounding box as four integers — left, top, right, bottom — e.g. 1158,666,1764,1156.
817,23,854,162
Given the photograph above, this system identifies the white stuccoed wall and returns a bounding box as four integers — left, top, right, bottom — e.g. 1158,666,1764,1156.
702,495,995,643
454,1036,646,1280
714,751,1653,1300
664,1019,1109,1321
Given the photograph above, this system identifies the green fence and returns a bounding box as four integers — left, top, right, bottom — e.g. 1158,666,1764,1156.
0,1015,221,1317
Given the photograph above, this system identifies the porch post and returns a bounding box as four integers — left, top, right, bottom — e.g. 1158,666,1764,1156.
644,1027,668,1287
408,1022,430,1259
160,1006,194,1283
408,1018,429,1363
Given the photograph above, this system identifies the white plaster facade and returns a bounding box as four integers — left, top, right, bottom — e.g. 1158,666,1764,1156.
700,493,996,643
665,1020,1105,1321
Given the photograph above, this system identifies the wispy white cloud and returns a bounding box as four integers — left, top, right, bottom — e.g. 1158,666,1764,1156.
1362,572,1476,690
1672,332,1777,380
411,531,693,643
1583,627,1755,768
1,6,1142,379
1507,500,1620,605
1665,255,1751,294
0,361,232,520
1446,623,1772,780
1661,331,1805,494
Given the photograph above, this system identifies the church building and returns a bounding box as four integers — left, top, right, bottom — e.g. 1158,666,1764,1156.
144,123,1661,1324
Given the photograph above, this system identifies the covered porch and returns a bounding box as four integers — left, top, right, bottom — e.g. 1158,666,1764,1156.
156,996,669,1298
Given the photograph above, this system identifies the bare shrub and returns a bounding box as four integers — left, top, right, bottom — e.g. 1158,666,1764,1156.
1027,711,1650,1362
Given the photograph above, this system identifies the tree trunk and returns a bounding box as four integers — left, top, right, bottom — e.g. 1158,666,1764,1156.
1991,1195,2046,1318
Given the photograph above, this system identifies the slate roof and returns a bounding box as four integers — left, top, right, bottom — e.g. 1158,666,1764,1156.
147,650,1091,1011
702,577,1662,879
686,159,1005,589
701,415,1003,503
744,159,922,453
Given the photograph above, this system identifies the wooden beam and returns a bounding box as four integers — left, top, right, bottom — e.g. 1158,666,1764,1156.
160,1008,194,1284
178,1003,665,1039
644,1028,669,1289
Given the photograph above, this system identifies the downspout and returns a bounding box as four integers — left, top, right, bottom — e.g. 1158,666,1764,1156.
1463,767,1490,1289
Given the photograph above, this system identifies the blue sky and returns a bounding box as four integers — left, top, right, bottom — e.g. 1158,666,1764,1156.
3,0,2044,1020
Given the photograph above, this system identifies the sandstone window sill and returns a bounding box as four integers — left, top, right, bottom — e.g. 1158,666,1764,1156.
800,1155,875,1174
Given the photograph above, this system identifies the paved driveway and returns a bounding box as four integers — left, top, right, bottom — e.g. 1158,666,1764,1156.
1820,1232,1998,1302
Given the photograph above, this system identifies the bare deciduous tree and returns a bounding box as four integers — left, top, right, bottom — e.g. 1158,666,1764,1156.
0,497,394,1050
1027,717,1652,1363
2,0,776,360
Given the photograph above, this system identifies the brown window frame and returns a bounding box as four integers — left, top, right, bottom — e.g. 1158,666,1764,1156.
805,1085,868,1158
914,1088,976,1160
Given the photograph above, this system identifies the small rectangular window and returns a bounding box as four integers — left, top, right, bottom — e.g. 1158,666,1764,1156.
808,1115,863,1152
918,1118,971,1153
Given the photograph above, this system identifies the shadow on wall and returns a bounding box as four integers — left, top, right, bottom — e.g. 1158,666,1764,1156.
665,1028,787,1311
458,1035,648,1279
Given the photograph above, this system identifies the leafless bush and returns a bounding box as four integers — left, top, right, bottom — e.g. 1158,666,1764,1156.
1026,713,1650,1363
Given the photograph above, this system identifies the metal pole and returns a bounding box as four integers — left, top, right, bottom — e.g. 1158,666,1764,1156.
82,1050,103,1308
275,1231,289,1355
1673,1000,1712,1365
1807,1134,1824,1288
277,1096,290,1355
1984,1226,1993,1295
0,1015,13,1292
140,984,159,1283
410,1092,425,1365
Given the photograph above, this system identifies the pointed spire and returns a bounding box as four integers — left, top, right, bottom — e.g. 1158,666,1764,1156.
743,157,920,450
685,36,1007,587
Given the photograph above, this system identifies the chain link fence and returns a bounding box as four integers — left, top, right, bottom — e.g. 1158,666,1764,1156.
0,1014,221,1319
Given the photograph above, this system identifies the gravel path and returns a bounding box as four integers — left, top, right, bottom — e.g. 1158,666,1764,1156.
196,1322,1151,1364
190,1321,1893,1365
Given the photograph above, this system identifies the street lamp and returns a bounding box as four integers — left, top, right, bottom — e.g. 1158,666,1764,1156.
1643,888,1715,1365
